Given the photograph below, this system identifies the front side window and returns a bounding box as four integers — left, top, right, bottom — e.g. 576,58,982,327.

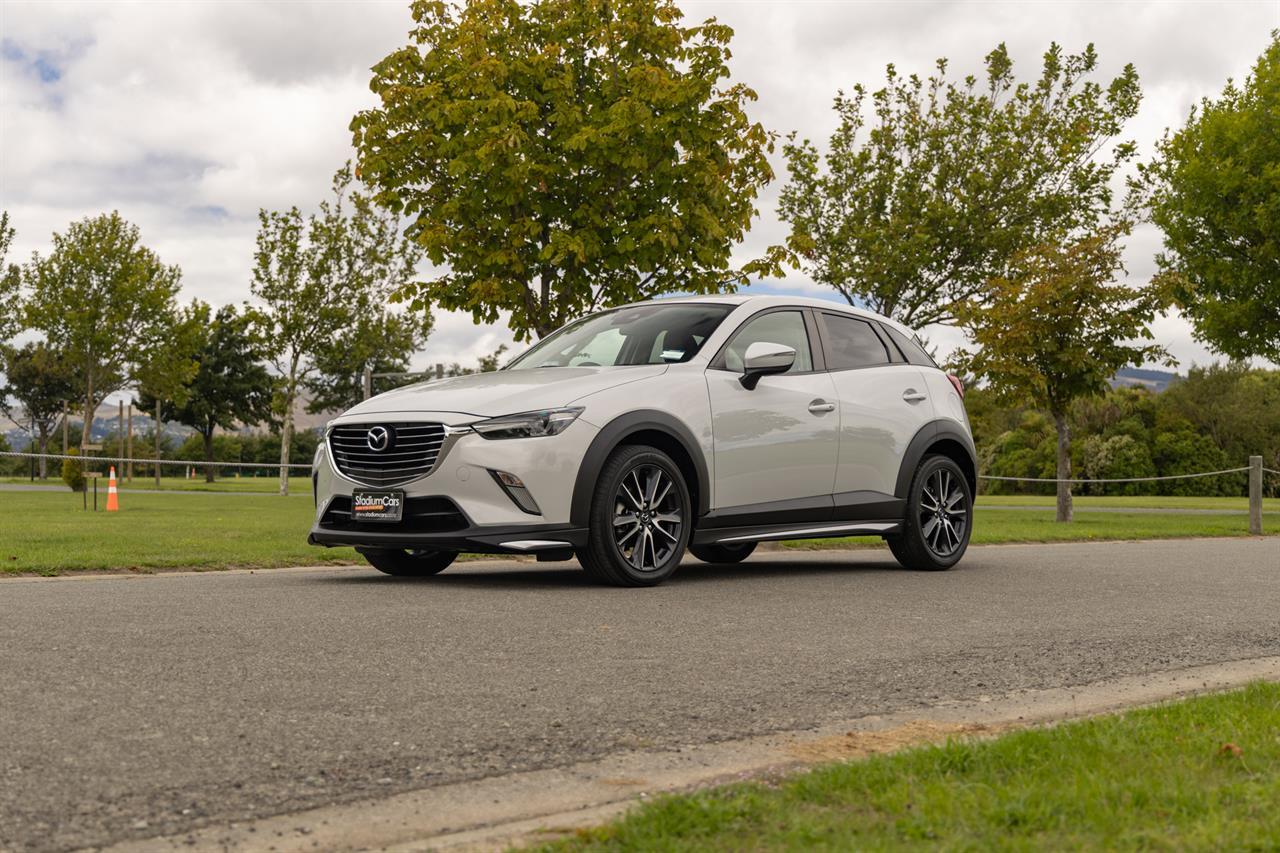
820,312,890,370
506,303,733,369
721,310,813,373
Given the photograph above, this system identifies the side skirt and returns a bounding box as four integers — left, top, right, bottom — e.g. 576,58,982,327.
691,520,901,546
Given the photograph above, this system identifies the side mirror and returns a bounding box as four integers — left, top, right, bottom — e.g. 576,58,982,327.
739,341,796,389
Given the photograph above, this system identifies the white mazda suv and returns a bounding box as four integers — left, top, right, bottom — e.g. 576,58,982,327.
309,295,976,586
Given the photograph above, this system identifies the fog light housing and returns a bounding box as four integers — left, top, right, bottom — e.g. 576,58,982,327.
490,470,541,515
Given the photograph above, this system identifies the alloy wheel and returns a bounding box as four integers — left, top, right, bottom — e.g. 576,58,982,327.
612,464,684,572
919,467,968,557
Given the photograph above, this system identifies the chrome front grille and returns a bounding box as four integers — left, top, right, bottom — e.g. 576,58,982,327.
328,422,446,487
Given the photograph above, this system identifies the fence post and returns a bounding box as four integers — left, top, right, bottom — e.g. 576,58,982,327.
1249,456,1263,536
362,366,373,401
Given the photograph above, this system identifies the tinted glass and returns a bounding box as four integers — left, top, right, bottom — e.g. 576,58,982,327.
507,303,733,369
721,311,813,373
884,325,939,368
820,313,890,369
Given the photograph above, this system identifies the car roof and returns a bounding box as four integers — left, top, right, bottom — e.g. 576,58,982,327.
626,293,918,337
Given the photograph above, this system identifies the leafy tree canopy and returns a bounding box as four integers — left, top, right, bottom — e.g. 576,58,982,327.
23,212,183,448
351,0,778,340
0,212,20,342
1140,32,1280,363
955,223,1170,520
956,224,1169,416
306,310,432,414
778,43,1141,328
252,164,425,493
0,341,79,477
138,302,274,481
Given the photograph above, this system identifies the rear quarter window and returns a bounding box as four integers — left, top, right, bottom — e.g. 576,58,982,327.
884,325,940,368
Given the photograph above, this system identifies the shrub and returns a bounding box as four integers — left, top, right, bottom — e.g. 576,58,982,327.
61,448,86,492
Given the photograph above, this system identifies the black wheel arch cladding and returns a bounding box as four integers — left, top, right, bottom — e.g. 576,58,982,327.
895,420,977,499
571,410,710,527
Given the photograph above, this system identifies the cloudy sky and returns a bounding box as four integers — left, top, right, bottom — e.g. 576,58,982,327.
2,0,1276,373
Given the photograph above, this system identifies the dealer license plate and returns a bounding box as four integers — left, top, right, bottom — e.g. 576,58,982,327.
351,490,404,523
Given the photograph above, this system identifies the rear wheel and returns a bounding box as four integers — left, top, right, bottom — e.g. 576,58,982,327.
578,445,691,586
688,542,757,564
887,454,972,571
358,548,457,577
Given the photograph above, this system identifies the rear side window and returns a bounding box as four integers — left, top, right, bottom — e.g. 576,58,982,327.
883,325,939,368
819,313,890,370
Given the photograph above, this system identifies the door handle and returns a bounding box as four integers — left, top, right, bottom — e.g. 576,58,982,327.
902,389,927,403
808,399,836,415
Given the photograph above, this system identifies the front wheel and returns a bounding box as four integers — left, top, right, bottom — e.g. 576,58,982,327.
578,445,692,586
887,455,972,571
358,548,457,577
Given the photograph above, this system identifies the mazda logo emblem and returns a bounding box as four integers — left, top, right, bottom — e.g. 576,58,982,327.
366,426,391,452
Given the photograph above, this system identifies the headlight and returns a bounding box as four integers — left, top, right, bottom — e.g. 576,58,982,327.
471,407,584,440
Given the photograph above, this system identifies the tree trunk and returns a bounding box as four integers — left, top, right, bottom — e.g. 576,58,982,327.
278,391,294,497
1053,410,1073,523
81,370,95,451
155,398,162,488
37,431,49,479
203,429,216,483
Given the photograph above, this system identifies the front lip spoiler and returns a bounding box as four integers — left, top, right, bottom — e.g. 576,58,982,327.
307,524,588,555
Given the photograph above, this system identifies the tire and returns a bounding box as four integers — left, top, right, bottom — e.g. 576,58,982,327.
577,445,692,586
358,548,457,577
688,542,757,564
887,454,972,571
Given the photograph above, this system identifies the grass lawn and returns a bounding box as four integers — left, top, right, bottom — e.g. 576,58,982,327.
977,493,1280,511
0,490,353,575
2,492,1273,576
1,475,313,494
542,682,1280,851
782,506,1277,551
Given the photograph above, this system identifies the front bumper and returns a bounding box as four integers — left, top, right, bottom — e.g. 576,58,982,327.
307,522,588,555
309,411,597,553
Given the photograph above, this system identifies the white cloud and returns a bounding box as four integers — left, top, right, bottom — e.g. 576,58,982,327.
2,0,1276,374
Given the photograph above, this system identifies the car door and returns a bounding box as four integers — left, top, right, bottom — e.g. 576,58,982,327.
705,309,840,512
815,311,937,508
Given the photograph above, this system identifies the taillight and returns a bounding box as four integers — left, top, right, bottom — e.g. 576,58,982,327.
947,374,965,398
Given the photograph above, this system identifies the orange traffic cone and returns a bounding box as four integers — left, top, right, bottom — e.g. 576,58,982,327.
106,466,119,512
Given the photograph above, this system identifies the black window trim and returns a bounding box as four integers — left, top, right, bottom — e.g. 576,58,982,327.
814,309,914,374
707,305,825,376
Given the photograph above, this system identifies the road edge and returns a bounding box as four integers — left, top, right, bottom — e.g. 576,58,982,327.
100,654,1280,853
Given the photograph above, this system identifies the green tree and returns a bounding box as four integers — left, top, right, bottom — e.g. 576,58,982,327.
23,212,183,451
137,303,274,483
0,212,21,341
132,304,201,487
306,311,431,414
351,0,778,341
252,165,424,495
1141,33,1280,362
778,43,1141,328
955,223,1170,521
0,342,79,478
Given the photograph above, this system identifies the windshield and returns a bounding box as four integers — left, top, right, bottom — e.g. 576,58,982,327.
507,303,735,370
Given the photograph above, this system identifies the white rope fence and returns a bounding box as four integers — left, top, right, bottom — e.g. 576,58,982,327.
978,467,1252,484
0,450,312,470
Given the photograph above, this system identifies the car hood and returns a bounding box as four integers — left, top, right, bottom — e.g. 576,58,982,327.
341,365,669,419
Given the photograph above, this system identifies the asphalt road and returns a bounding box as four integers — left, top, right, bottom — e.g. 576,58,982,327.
2,538,1278,851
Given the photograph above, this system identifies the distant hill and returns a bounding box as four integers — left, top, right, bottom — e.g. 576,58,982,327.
1110,367,1179,393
